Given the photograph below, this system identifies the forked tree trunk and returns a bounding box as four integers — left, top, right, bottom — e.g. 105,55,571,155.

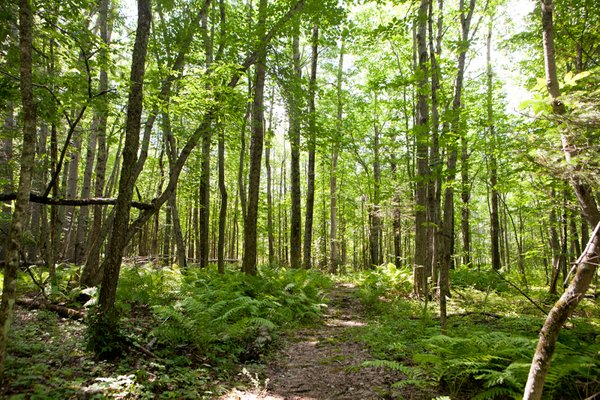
0,0,37,378
98,0,151,319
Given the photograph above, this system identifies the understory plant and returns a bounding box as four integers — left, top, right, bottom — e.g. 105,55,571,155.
150,266,331,357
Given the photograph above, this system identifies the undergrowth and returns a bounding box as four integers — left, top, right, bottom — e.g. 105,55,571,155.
352,263,600,399
149,266,331,359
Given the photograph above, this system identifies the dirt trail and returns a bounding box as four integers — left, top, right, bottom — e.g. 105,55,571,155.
222,283,404,400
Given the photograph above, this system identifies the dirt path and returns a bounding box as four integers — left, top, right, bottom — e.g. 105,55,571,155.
222,283,404,400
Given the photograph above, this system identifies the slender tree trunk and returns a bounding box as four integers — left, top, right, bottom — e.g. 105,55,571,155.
303,24,319,270
0,0,36,378
428,0,443,283
80,0,110,286
0,103,14,263
74,118,98,265
330,41,344,273
97,0,151,322
289,23,302,270
461,134,470,267
217,124,227,273
371,93,381,269
488,20,501,271
266,87,275,267
440,0,476,330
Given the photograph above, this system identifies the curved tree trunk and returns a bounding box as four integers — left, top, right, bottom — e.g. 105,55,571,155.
523,1,600,397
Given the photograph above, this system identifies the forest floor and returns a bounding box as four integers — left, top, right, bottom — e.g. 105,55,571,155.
222,283,426,400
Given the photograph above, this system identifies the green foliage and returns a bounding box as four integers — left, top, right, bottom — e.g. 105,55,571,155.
414,331,600,399
116,264,182,305
151,267,330,358
85,309,127,361
450,268,510,292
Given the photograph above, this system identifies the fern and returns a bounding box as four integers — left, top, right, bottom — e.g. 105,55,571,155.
471,386,521,400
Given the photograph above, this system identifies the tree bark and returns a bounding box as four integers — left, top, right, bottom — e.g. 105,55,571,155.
303,24,319,270
97,0,151,320
488,20,501,272
0,0,37,378
289,23,302,270
524,0,600,397
241,0,267,276
218,123,227,273
413,0,430,297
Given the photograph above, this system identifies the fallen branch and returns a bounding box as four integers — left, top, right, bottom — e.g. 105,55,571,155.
0,192,153,210
16,298,86,320
491,268,548,316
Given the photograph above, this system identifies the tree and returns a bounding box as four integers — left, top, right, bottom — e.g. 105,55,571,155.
523,0,600,397
96,0,152,323
0,0,37,378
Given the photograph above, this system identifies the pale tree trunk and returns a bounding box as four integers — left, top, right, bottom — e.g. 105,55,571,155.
0,0,36,378
370,93,381,269
80,0,110,286
461,134,470,267
62,138,80,262
330,39,344,274
97,0,151,322
74,117,98,265
0,102,14,262
289,23,302,270
488,19,501,272
524,0,600,397
413,0,430,297
303,24,318,270
241,0,267,276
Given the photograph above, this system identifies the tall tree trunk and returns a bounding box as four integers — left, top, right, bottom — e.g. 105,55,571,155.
440,0,476,328
428,0,443,283
488,20,501,271
370,93,381,269
241,0,267,276
330,40,344,274
80,0,110,286
97,0,151,322
524,0,600,397
413,0,430,297
266,87,275,267
289,23,302,270
218,123,227,273
0,0,37,377
303,24,319,270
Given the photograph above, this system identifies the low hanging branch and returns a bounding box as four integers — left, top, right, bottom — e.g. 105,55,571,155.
0,192,154,210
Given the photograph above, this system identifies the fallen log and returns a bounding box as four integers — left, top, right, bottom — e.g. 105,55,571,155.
16,298,86,320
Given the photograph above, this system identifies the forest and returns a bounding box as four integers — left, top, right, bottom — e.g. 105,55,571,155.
0,0,599,398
